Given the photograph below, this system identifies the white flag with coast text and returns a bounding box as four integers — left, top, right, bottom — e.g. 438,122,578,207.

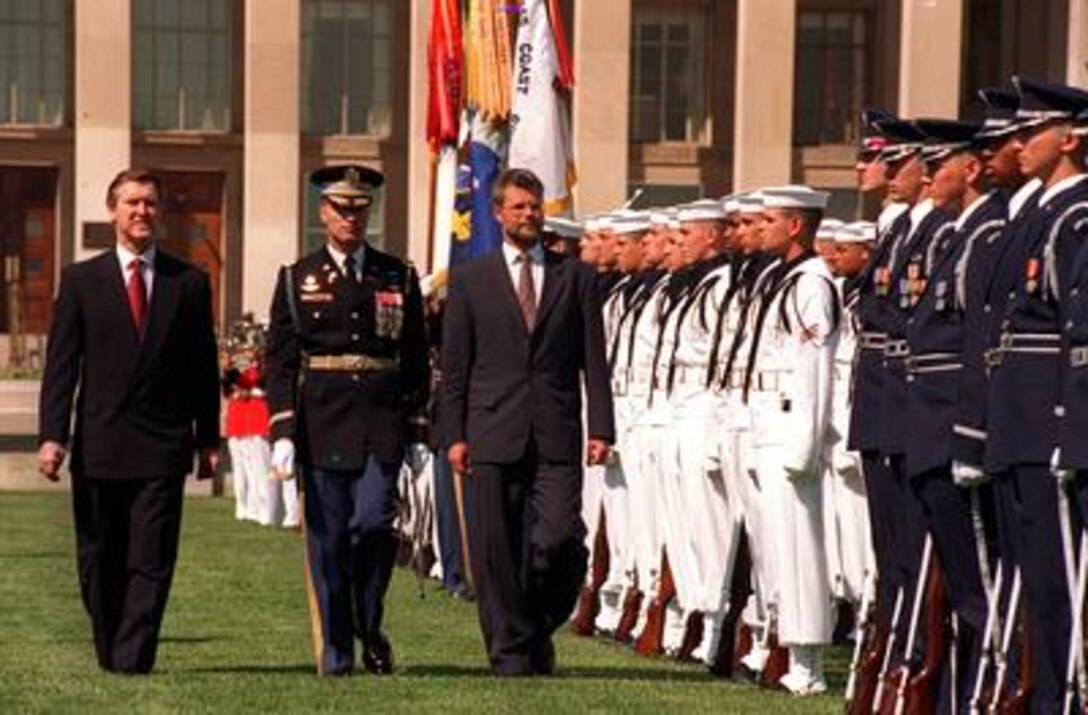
507,0,574,215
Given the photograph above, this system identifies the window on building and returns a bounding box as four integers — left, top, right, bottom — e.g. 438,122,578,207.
133,0,232,132
301,177,385,254
0,0,66,127
629,8,708,144
794,10,870,147
301,0,393,137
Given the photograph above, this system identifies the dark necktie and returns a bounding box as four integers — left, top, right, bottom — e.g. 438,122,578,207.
517,253,536,329
127,257,148,338
344,255,358,283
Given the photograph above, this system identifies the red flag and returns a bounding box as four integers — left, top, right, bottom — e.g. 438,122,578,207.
547,0,573,90
427,0,464,149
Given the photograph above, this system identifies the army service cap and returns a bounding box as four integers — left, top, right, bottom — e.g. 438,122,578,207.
311,164,384,208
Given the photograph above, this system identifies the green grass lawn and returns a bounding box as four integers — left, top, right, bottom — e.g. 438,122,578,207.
0,492,844,714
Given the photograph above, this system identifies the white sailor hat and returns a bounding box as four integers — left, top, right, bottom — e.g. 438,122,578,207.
649,208,674,226
585,215,614,232
610,211,652,236
758,185,831,210
816,218,845,241
676,199,728,223
735,193,765,215
834,221,877,244
544,216,584,238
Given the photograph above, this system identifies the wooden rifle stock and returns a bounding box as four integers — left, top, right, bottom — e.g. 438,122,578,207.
711,532,753,677
997,616,1031,715
901,562,947,715
844,571,878,713
876,536,934,715
634,552,674,656
570,507,608,636
614,587,643,643
849,620,888,715
871,586,907,713
760,635,789,689
677,611,704,662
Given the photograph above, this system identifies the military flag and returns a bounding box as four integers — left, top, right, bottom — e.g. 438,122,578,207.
507,0,575,215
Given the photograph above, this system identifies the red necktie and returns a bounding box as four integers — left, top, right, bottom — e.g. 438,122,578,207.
127,258,148,338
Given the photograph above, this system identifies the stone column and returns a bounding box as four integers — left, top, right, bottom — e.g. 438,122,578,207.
1068,0,1088,87
733,0,794,190
242,0,300,319
898,0,964,117
572,0,631,214
73,0,130,262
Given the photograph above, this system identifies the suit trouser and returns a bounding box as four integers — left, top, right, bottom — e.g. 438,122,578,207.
861,450,899,627
302,458,399,675
470,452,587,675
72,474,185,673
998,464,1072,713
886,455,929,655
910,466,991,713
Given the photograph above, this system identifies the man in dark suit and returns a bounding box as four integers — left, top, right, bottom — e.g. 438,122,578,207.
441,168,615,676
37,168,220,674
264,165,429,677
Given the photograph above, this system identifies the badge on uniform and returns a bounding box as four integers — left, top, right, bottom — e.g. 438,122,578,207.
300,273,333,303
907,262,925,306
876,267,891,297
1025,257,1040,294
374,289,404,339
934,280,949,311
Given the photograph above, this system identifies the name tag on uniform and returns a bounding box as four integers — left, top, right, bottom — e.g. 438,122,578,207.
300,292,334,303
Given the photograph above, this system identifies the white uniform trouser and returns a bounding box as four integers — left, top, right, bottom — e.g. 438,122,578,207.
601,396,639,593
672,386,741,614
718,395,770,629
822,404,874,603
230,436,300,527
581,463,606,586
230,436,266,521
749,392,831,647
627,392,665,594
657,395,702,613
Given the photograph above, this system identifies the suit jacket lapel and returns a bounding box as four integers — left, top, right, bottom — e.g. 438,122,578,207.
133,253,181,373
99,253,141,354
489,250,529,333
534,251,566,333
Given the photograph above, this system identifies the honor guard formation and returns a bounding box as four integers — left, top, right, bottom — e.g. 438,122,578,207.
547,74,1088,711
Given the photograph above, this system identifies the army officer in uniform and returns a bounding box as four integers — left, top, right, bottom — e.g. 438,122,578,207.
264,165,429,676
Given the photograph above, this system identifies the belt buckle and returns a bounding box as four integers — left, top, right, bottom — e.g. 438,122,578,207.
999,332,1013,350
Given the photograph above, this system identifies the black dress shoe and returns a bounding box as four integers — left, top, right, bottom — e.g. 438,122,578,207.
531,638,556,676
363,633,394,675
447,583,476,602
